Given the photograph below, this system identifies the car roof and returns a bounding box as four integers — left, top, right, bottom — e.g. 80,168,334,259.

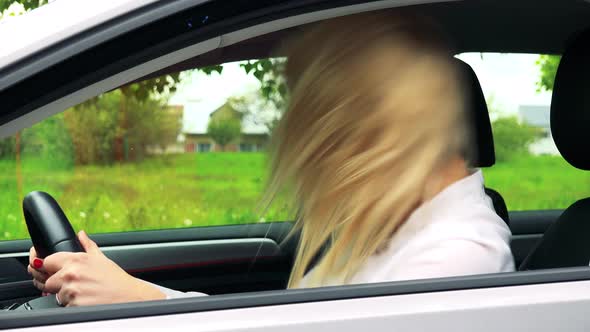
0,0,159,69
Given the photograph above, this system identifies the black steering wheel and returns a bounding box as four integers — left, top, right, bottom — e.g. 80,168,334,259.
15,191,83,310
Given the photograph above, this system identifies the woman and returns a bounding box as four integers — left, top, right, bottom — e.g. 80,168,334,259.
28,11,514,306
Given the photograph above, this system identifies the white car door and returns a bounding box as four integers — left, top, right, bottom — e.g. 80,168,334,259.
5,273,590,331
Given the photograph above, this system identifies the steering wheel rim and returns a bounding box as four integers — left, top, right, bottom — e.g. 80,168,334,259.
15,191,83,310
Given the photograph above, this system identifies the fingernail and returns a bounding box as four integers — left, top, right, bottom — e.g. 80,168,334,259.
33,258,43,269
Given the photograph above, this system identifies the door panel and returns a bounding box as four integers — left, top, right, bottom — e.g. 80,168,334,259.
0,208,568,302
0,222,295,304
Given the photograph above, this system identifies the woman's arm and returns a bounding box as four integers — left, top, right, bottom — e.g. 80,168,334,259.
142,280,207,299
28,230,207,306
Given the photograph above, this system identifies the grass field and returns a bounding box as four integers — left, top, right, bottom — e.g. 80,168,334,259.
0,153,588,241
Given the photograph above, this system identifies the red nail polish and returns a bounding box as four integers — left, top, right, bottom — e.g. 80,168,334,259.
33,258,43,269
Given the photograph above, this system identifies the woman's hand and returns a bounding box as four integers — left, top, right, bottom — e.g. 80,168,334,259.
28,230,166,307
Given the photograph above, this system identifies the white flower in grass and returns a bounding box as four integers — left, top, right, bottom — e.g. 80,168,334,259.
258,218,266,223
183,219,192,226
103,212,111,219
79,212,87,219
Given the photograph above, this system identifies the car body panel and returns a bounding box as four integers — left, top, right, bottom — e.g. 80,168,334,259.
0,0,212,89
5,279,590,331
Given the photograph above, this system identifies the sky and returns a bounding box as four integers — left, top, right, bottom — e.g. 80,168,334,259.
170,53,553,130
169,62,261,134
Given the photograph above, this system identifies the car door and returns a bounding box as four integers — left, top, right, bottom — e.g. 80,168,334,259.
2,0,590,330
1,0,441,312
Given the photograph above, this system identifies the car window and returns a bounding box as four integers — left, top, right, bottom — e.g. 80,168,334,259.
457,53,588,211
0,58,292,241
0,53,578,240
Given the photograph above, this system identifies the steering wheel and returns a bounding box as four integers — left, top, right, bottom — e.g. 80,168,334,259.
15,191,83,310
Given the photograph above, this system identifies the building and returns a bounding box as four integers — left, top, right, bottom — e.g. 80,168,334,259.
183,100,269,153
518,104,559,155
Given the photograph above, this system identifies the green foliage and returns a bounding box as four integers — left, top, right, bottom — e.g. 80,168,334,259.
64,91,180,164
0,153,293,240
122,74,183,101
536,55,560,92
0,137,15,158
491,116,541,162
206,117,241,151
201,58,288,132
0,153,589,240
0,0,44,12
240,58,288,112
0,114,74,168
21,114,74,169
199,65,224,75
482,155,590,211
64,95,119,165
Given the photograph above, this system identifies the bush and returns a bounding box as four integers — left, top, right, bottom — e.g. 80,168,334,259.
63,91,181,164
491,116,541,162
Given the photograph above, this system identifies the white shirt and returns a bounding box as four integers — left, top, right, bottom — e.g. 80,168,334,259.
151,170,515,298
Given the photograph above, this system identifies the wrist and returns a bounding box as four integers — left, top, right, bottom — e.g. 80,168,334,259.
133,278,167,302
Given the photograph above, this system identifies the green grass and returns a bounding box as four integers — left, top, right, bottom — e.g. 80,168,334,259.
0,153,292,241
482,155,590,211
0,153,588,241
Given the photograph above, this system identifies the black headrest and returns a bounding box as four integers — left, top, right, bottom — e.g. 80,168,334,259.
455,59,496,167
550,28,590,170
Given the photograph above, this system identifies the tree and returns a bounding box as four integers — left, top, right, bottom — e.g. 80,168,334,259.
0,0,44,12
536,55,560,92
227,94,280,134
201,58,288,132
240,58,288,113
206,118,241,151
491,116,542,162
64,90,181,164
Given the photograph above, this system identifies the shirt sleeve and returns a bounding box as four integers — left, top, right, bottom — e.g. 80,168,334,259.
141,280,208,299
387,238,515,281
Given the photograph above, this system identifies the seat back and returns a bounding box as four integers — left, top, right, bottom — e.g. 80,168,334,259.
519,28,590,270
456,59,509,225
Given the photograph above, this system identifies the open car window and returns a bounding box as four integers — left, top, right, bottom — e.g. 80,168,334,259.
0,52,570,241
457,52,582,211
0,58,293,241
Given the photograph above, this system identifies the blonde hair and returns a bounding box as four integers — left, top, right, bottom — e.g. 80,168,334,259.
264,11,469,288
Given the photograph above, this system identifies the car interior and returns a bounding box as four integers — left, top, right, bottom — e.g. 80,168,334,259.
1,0,590,321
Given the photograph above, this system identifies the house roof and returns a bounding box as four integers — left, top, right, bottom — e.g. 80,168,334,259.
519,105,550,128
181,99,269,135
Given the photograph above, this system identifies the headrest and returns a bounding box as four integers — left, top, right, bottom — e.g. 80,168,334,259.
550,28,590,170
455,59,496,167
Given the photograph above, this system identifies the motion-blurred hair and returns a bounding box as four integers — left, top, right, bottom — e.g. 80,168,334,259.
263,10,468,287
